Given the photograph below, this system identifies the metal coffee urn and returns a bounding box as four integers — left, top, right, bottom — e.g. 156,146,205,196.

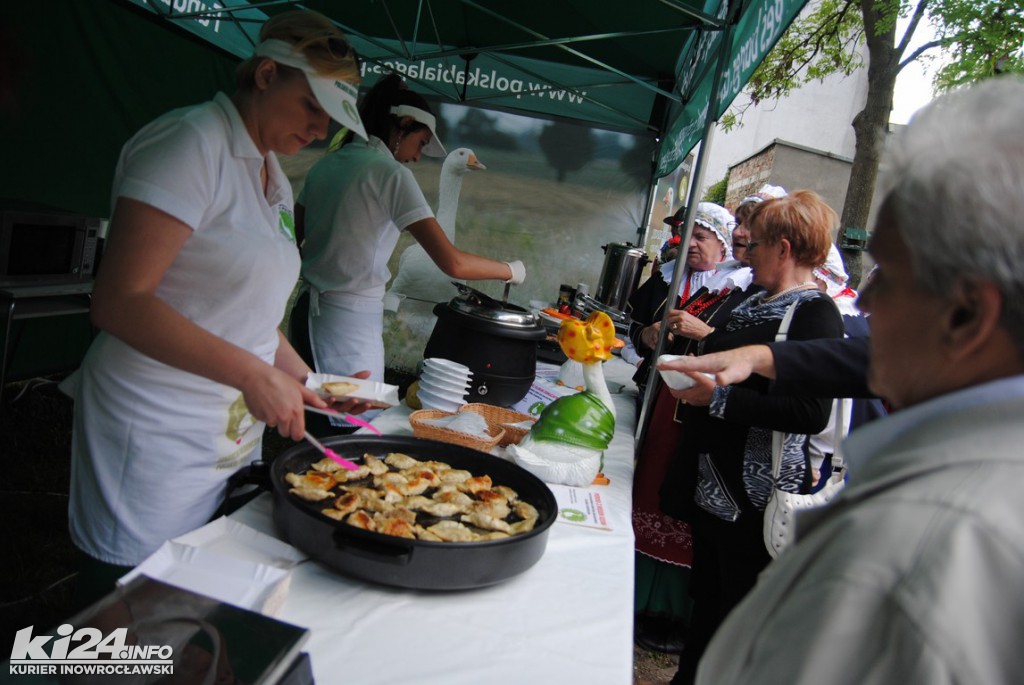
595,242,649,311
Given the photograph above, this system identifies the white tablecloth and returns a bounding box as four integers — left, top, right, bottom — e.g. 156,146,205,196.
230,358,639,685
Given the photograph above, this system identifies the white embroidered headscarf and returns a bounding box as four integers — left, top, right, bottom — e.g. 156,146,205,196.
815,243,860,316
660,202,735,299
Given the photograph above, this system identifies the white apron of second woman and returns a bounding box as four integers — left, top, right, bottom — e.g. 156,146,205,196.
307,289,385,422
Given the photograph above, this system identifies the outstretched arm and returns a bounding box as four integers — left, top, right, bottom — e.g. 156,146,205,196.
407,218,520,282
658,344,776,387
657,337,875,399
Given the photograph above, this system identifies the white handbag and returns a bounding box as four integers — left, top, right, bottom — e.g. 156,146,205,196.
762,301,847,559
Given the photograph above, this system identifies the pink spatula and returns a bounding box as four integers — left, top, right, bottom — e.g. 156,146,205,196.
302,431,360,471
304,405,382,436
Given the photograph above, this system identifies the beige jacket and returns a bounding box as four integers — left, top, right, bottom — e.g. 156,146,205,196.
698,378,1024,685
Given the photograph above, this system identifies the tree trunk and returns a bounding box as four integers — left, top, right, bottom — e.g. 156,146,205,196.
840,0,902,288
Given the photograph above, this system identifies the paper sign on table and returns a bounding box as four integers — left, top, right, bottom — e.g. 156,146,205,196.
547,483,613,531
510,377,576,417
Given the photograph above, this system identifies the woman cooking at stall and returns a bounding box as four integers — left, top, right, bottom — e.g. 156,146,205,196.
297,74,525,406
68,10,367,607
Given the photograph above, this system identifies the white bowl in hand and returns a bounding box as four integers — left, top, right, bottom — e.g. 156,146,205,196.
656,354,715,391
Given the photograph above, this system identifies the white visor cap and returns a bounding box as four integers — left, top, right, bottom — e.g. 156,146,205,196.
389,104,446,157
254,39,367,141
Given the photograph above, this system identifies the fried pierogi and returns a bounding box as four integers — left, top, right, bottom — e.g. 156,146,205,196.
288,452,539,542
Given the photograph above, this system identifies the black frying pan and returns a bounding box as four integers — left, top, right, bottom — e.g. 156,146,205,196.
268,434,557,591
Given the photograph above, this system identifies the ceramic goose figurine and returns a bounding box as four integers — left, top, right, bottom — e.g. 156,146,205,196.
387,148,486,306
508,312,617,487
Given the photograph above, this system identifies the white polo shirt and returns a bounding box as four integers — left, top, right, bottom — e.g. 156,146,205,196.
299,136,434,300
112,92,299,356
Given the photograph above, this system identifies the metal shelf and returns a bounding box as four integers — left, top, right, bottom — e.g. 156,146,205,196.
1,280,94,397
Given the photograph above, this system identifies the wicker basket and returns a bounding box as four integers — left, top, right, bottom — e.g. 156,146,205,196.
408,409,505,453
459,403,537,447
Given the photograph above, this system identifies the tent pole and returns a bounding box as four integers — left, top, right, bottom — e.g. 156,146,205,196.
634,18,736,454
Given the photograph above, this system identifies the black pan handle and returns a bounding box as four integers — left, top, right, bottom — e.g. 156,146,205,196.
219,460,271,517
227,460,271,493
331,528,415,566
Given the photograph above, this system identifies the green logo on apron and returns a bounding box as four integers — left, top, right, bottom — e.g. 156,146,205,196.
226,394,257,444
279,208,296,242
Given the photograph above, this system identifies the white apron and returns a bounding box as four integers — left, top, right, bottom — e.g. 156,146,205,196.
308,288,386,421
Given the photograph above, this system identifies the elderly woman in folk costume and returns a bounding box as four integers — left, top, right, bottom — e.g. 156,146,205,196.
627,201,752,652
627,203,736,395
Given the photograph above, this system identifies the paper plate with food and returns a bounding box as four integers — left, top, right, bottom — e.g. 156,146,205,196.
306,373,400,409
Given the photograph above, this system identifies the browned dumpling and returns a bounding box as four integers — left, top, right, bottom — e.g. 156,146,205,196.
374,472,407,486
346,511,376,531
400,467,442,488
364,454,389,476
332,464,372,483
461,511,512,534
432,486,474,508
375,515,417,539
309,456,346,474
458,475,493,494
403,495,465,518
476,489,509,505
398,476,431,497
468,499,511,520
384,452,421,470
437,468,473,484
321,507,347,521
285,471,335,491
379,481,405,504
376,507,417,525
339,485,377,497
289,486,334,502
492,485,519,503
332,492,363,517
426,520,476,542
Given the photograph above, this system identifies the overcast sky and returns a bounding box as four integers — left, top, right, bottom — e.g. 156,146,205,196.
890,14,946,124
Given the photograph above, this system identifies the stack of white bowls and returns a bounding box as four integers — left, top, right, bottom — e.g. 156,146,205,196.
419,358,473,412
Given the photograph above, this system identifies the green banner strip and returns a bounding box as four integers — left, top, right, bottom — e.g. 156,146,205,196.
657,0,808,176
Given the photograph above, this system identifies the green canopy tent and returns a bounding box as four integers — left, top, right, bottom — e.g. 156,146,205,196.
2,0,809,220
0,0,809,388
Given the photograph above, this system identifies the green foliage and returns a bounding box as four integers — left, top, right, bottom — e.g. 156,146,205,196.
746,0,865,105
719,110,738,132
744,0,1023,103
703,175,729,204
930,1,1024,91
